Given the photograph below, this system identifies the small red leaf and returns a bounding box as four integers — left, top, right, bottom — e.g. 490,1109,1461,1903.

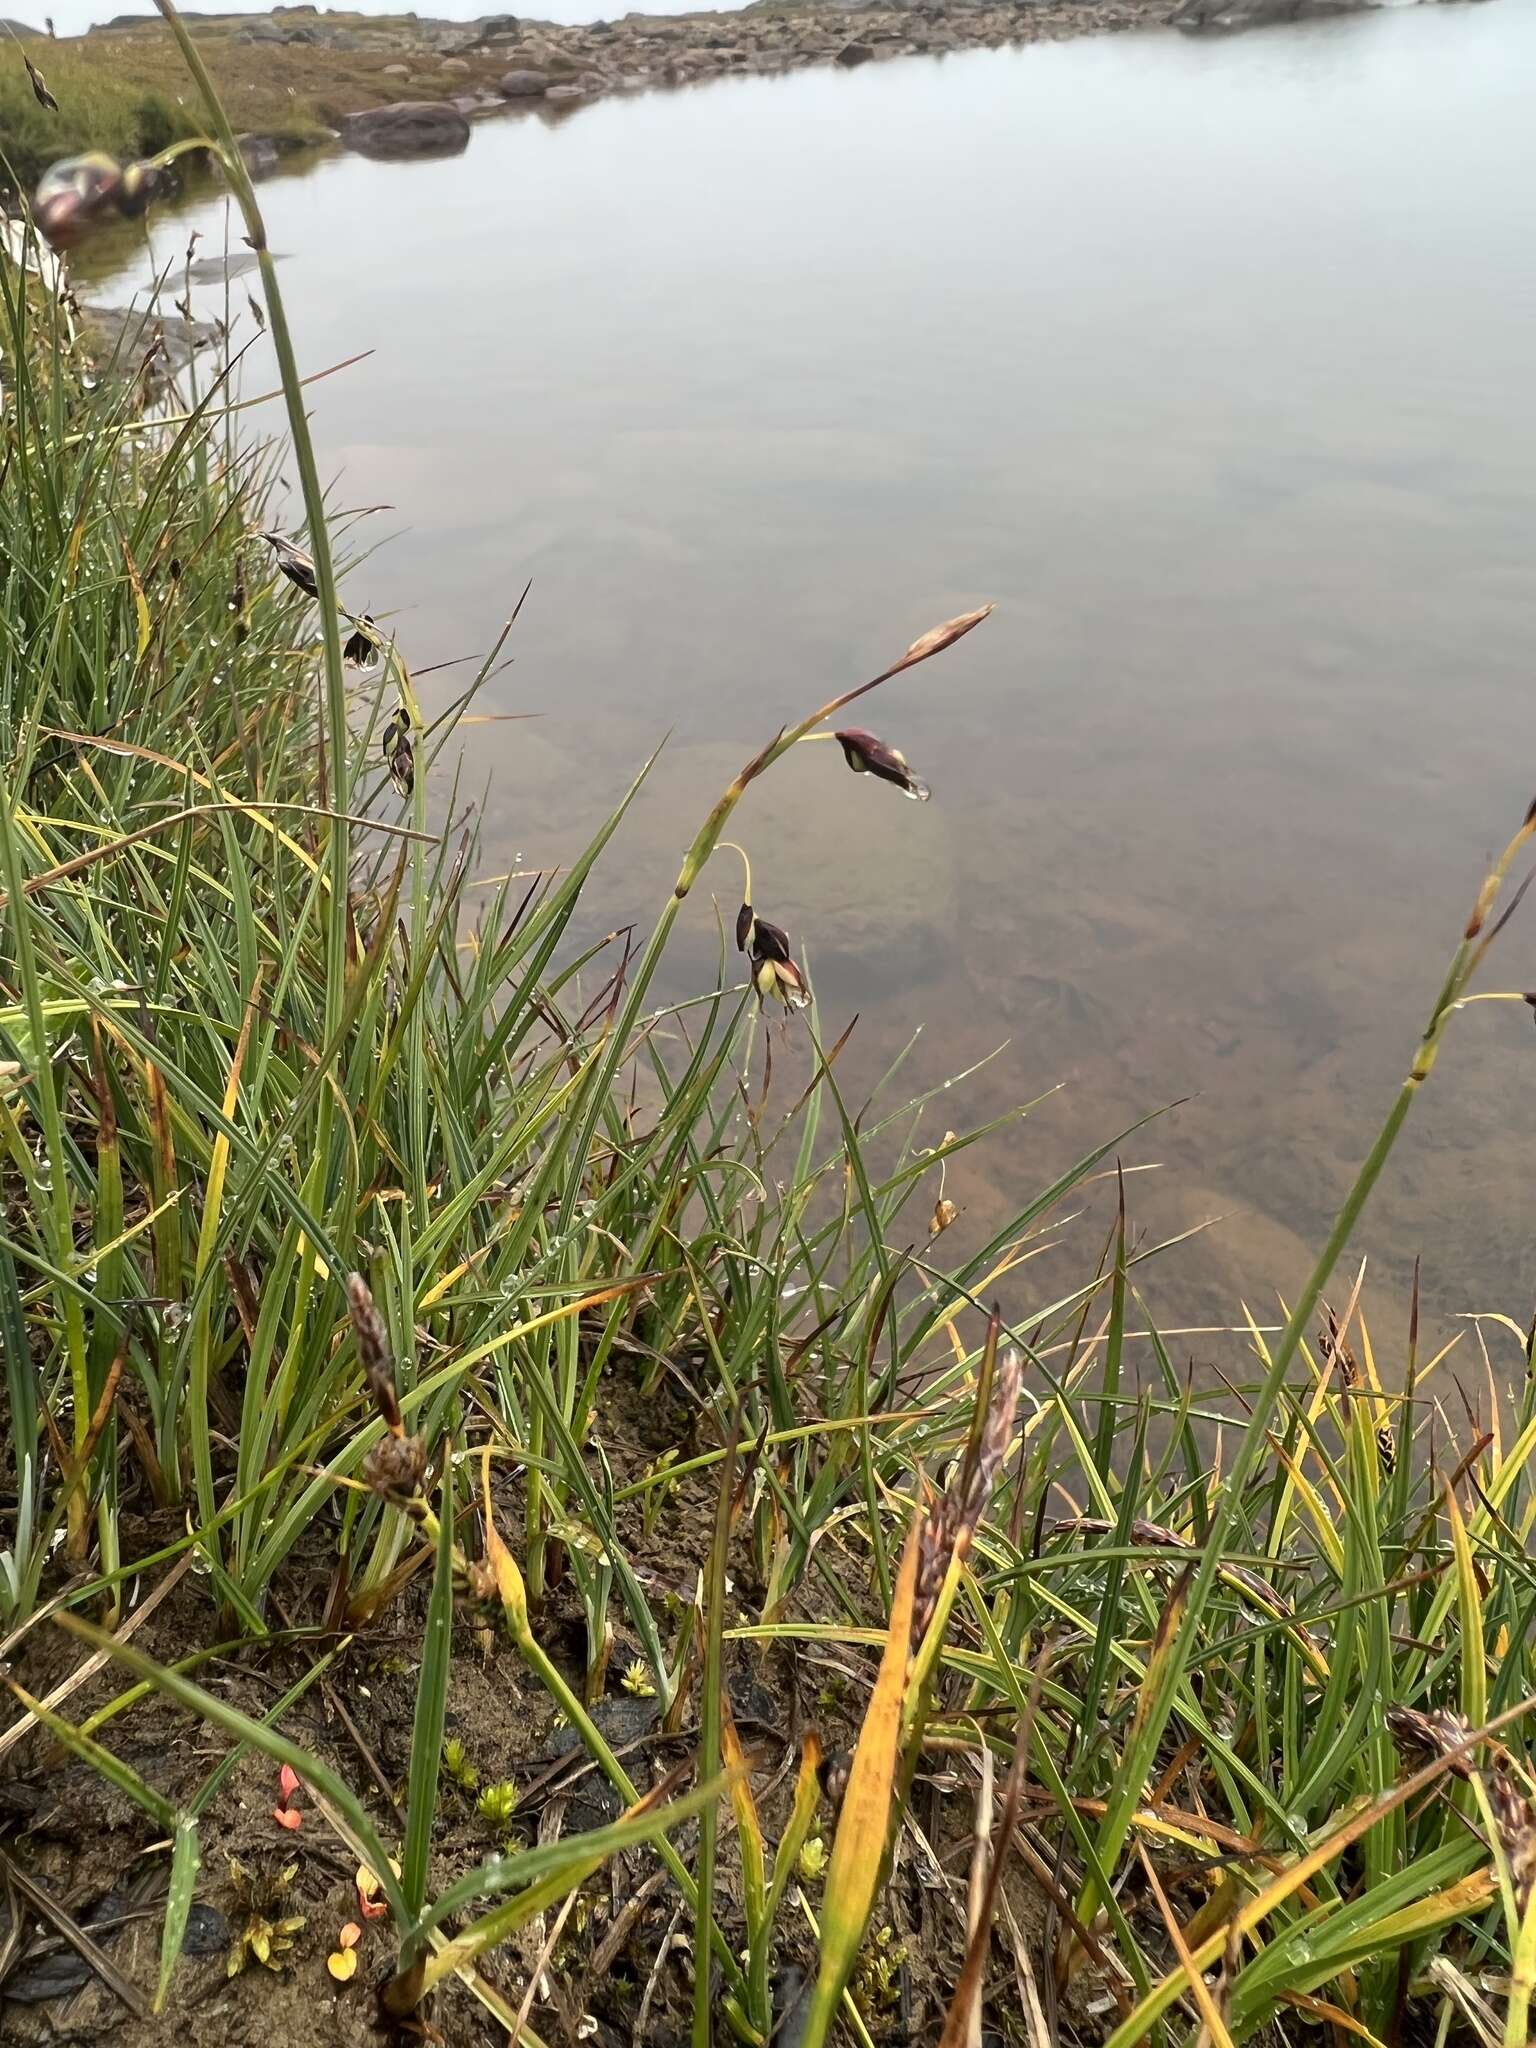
278,1764,301,1802
273,1805,303,1831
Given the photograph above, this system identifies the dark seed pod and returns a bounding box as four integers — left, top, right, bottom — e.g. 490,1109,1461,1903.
735,900,755,955
381,705,415,799
260,530,319,599
817,1748,852,1814
25,54,59,112
1317,1307,1360,1388
746,915,807,1010
751,917,792,966
344,616,380,668
834,727,930,803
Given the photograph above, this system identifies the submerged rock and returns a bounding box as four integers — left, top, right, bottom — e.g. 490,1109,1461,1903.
85,304,220,374
339,99,472,157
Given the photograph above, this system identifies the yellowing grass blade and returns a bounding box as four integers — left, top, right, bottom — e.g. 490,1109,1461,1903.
722,1701,766,1939
801,1517,919,2048
1445,1482,1487,1730
1130,1563,1193,1751
481,1443,529,1640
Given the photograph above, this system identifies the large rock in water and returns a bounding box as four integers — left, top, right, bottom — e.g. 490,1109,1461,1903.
1171,0,1369,26
498,67,549,95
339,101,471,159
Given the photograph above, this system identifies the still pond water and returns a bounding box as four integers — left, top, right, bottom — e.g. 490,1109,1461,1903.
86,0,1536,1343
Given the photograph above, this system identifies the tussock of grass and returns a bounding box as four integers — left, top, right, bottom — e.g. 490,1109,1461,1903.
0,37,204,188
6,16,1536,2045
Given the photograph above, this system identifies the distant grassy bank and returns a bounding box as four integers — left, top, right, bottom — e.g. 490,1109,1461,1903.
0,36,205,189
0,17,510,187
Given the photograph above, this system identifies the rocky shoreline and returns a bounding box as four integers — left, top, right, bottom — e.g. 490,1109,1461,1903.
22,0,1475,185
225,0,1177,157
199,0,1417,162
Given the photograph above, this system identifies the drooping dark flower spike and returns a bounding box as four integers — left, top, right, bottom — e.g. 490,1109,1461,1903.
749,915,809,1010
344,615,381,668
834,727,930,802
259,530,319,599
381,704,414,799
24,53,58,112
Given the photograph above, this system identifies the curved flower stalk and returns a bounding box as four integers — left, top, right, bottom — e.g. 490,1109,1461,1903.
150,0,354,1045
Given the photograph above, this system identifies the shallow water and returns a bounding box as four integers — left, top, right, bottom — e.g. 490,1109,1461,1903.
87,1,1536,1341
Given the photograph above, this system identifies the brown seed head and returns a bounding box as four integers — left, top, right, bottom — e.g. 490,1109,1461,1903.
361,1431,428,1499
346,1272,401,1434
817,1748,852,1813
1489,1767,1536,1917
900,604,994,670
913,1345,1022,1645
1317,1307,1360,1388
1385,1703,1476,1780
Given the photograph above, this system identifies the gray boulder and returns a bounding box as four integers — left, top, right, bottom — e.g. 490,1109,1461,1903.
1171,0,1369,26
834,37,875,61
339,100,471,158
498,66,549,93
